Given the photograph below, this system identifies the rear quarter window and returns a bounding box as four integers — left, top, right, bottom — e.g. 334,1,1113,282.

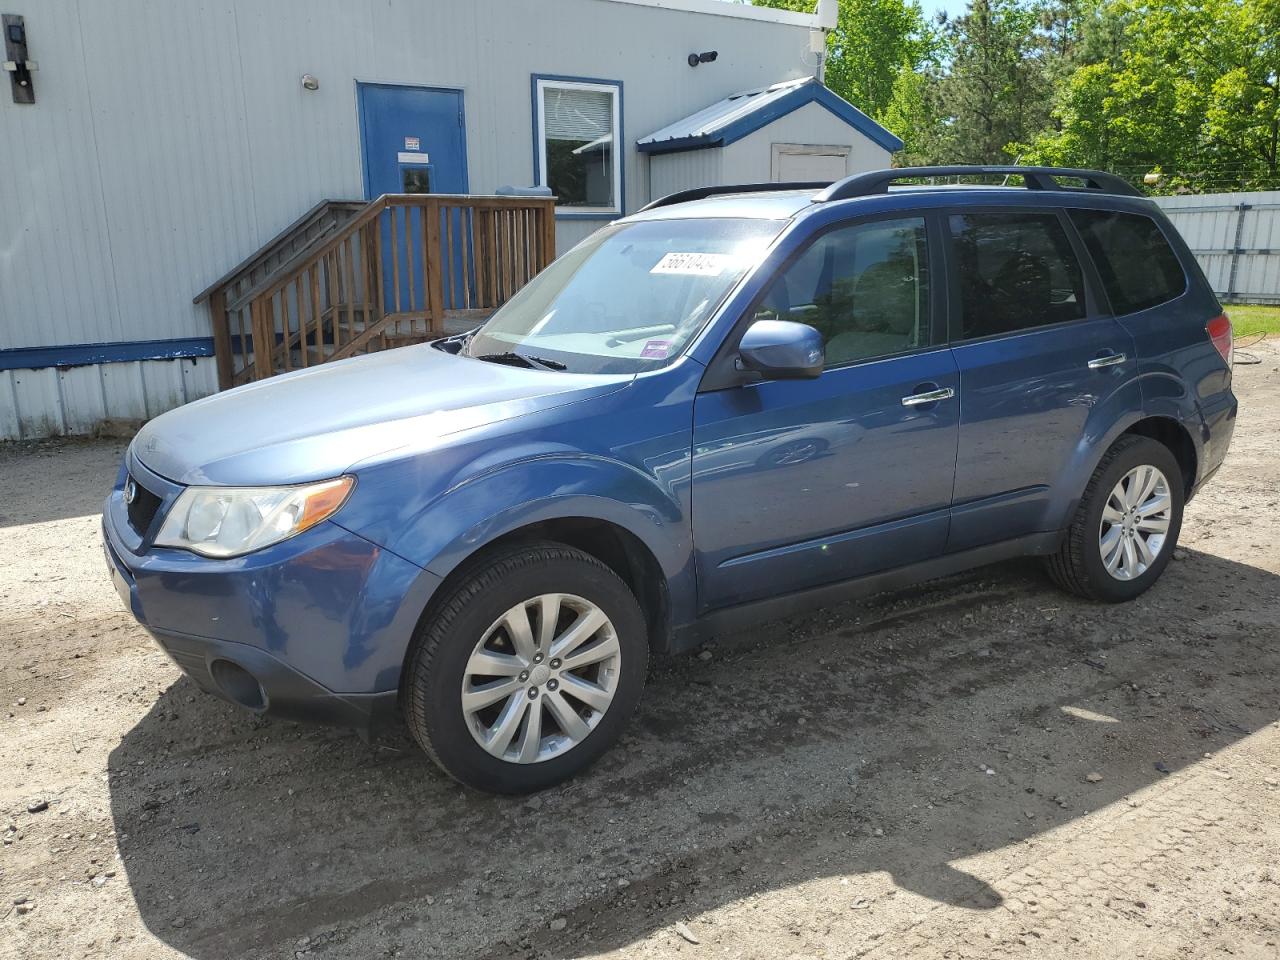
1069,209,1187,315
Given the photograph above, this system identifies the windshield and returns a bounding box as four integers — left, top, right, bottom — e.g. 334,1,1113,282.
464,217,783,373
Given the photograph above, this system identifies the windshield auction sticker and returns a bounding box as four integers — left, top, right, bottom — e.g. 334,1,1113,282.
650,252,734,276
640,339,674,359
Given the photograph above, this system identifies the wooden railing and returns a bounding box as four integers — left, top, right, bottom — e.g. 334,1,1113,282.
197,194,557,387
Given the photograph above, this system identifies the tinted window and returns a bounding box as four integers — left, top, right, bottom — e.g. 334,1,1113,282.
949,212,1087,339
1070,209,1186,315
751,217,930,366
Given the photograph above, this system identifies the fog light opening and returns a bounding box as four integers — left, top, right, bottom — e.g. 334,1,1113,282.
209,659,267,711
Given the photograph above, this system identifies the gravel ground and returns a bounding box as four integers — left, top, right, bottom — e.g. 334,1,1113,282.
2,343,1279,960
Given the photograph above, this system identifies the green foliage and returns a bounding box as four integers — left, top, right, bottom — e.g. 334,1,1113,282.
752,0,937,120
1011,0,1280,189
933,0,1050,162
881,62,948,163
755,0,1280,190
824,0,938,118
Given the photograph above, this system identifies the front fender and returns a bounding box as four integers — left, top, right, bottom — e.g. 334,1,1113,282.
366,455,698,629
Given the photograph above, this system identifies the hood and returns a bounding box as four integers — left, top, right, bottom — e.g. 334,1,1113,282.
132,344,629,486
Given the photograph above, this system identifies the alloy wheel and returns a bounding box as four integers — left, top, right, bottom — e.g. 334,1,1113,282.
1098,464,1172,581
461,593,621,763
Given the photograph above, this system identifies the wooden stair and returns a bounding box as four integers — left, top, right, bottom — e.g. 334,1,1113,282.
196,194,556,387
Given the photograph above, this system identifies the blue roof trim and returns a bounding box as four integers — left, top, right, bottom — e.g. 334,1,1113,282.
638,81,904,155
0,337,214,372
641,133,726,154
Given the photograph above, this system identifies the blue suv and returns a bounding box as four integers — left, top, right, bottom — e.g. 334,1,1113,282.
103,166,1237,793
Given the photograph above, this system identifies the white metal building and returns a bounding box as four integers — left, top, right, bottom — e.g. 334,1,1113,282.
0,0,901,440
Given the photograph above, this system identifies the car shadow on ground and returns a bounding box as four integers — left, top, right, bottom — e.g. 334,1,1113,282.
107,548,1280,959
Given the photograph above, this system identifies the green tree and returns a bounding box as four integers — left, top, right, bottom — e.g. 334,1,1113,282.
1026,0,1280,191
881,59,948,163
933,0,1049,162
753,0,937,120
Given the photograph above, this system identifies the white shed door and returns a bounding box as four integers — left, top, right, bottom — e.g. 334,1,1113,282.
772,143,850,182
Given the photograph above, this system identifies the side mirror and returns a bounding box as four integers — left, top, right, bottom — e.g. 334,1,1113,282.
736,319,824,380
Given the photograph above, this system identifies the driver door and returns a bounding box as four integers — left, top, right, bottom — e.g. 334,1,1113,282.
691,215,960,611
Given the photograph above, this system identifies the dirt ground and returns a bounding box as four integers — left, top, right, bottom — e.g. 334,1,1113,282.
2,343,1279,960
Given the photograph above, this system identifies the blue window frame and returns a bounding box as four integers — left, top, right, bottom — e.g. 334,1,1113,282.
532,74,623,219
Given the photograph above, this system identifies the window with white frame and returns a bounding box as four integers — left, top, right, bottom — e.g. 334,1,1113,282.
534,77,621,216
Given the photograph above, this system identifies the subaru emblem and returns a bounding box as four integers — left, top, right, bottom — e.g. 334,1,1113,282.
125,479,137,505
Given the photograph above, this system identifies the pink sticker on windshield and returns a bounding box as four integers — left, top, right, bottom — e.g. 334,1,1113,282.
641,339,673,359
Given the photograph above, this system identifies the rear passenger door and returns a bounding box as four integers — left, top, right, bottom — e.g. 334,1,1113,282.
945,208,1137,551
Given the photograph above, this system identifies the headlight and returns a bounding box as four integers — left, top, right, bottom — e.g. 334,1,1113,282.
154,476,354,558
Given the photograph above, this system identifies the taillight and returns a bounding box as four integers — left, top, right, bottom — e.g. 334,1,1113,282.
1207,312,1233,368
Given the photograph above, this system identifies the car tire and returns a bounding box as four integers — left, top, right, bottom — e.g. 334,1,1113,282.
1046,435,1185,603
403,541,648,794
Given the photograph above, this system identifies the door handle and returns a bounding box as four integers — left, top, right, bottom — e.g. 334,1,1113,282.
1087,352,1127,369
901,387,955,407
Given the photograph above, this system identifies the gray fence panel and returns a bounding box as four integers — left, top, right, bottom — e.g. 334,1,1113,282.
1154,192,1280,304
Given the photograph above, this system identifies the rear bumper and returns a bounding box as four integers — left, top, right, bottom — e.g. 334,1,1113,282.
1191,391,1236,497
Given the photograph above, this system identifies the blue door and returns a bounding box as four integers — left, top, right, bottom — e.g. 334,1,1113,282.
358,83,468,199
943,208,1138,550
691,215,959,611
358,84,468,314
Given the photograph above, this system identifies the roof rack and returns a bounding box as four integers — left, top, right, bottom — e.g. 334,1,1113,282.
638,181,831,212
814,165,1142,202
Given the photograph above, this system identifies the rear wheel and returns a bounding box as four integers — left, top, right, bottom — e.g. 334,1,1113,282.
1046,435,1184,602
403,542,648,794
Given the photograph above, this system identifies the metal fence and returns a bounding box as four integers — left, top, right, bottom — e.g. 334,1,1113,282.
1153,192,1280,304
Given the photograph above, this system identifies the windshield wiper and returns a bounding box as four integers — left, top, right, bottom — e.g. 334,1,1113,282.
474,351,567,371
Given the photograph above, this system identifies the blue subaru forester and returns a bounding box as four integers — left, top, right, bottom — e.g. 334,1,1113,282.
104,166,1236,793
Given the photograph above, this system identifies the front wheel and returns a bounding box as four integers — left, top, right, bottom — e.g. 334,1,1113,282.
403,542,648,794
1046,435,1185,602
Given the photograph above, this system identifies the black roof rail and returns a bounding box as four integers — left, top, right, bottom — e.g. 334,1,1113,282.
639,181,832,212
814,165,1143,202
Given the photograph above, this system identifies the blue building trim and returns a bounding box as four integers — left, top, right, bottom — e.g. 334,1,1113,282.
531,73,625,220
0,338,215,372
638,81,904,155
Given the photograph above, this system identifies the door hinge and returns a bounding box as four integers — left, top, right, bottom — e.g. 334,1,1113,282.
458,111,464,128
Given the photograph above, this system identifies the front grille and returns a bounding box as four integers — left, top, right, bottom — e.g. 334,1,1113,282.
125,475,164,536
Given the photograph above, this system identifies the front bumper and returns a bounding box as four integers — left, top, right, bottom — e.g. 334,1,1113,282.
102,452,440,732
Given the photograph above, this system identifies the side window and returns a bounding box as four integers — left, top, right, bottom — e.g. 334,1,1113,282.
1069,209,1187,315
751,217,931,367
948,212,1087,340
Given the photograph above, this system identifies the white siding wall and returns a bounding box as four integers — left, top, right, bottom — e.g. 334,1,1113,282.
0,359,219,441
650,148,725,204
721,101,891,182
0,0,822,439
